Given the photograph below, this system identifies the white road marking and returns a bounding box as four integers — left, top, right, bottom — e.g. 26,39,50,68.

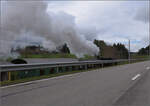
146,67,150,70
0,73,80,89
132,74,141,81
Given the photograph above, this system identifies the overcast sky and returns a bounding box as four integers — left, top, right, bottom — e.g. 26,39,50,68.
48,1,149,52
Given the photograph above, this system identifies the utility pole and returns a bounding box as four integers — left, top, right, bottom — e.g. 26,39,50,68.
128,39,131,63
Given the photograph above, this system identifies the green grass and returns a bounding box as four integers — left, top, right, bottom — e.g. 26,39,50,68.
117,58,149,66
20,53,77,59
0,58,5,61
6,57,14,62
131,55,150,59
79,54,95,61
0,59,3,62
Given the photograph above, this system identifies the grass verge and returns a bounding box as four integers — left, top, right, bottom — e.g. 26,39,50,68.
20,53,77,59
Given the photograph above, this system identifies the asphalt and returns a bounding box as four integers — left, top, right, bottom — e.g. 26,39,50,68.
0,61,150,106
114,65,150,106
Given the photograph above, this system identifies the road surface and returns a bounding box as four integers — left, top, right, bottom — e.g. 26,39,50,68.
0,61,150,106
114,63,150,106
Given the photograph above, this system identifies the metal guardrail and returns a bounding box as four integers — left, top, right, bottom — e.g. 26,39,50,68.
0,58,148,82
0,59,129,72
1,58,148,73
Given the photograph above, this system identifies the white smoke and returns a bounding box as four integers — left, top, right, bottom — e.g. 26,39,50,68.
0,0,99,58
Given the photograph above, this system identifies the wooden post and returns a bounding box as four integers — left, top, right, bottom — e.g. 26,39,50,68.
8,72,11,81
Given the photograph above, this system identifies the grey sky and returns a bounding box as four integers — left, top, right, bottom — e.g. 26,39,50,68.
48,1,149,52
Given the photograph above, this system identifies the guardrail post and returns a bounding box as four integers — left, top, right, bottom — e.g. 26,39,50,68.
80,65,83,70
85,65,88,70
75,66,79,71
92,64,94,68
56,67,59,73
99,64,101,68
8,72,11,81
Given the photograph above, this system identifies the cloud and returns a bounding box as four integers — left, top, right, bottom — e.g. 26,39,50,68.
134,2,149,23
48,1,149,52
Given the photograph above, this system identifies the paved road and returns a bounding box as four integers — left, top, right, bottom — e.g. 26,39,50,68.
114,65,150,106
0,61,150,106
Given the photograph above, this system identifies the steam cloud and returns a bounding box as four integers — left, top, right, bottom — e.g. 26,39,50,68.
0,1,99,58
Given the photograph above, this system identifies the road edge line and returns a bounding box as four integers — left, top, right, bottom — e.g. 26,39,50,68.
0,73,80,89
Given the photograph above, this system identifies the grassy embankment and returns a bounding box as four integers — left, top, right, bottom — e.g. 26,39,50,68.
117,55,150,65
20,53,96,60
1,53,96,61
131,55,150,59
79,54,96,61
20,53,77,59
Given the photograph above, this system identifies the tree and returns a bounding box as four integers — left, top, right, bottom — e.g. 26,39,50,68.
138,45,149,55
113,43,128,59
94,39,129,59
58,43,70,54
94,40,107,57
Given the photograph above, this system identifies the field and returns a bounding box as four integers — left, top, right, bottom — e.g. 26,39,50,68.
20,53,77,59
131,54,150,59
